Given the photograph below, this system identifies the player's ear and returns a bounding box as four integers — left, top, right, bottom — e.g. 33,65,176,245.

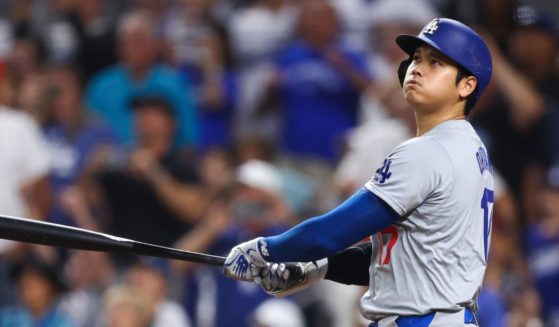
458,76,477,99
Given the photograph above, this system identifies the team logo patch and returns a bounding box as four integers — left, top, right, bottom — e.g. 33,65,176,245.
258,239,269,257
422,18,439,35
373,159,392,184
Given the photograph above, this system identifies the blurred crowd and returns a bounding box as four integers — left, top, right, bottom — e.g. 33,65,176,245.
0,0,558,326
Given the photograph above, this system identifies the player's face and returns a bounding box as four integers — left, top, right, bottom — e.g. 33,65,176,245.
402,45,475,114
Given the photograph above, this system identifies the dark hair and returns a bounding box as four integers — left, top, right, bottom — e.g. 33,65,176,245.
130,95,175,117
45,63,85,90
455,67,478,116
13,36,47,68
10,255,67,292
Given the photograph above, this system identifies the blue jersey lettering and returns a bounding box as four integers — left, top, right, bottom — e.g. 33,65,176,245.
476,147,493,175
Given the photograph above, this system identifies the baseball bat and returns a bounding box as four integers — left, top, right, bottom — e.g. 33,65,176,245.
0,214,305,284
0,214,225,266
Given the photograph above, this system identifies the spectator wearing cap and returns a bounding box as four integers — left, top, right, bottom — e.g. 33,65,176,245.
85,10,198,148
90,95,206,268
524,165,559,326
0,256,74,327
509,5,559,97
173,160,296,327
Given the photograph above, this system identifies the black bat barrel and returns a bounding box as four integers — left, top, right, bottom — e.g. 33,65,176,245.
0,214,226,266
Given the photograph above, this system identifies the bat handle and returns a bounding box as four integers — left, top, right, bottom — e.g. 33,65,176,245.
281,262,305,282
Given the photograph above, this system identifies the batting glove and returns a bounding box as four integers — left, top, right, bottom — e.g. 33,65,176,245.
258,258,328,297
223,237,270,281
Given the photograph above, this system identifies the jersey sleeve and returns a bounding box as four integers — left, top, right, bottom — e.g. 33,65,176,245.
365,137,453,216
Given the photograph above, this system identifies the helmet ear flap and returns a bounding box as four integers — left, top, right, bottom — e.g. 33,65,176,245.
398,58,412,86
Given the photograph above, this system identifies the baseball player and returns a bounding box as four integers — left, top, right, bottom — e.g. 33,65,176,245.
224,18,494,327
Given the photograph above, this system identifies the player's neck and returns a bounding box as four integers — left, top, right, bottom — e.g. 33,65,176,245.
414,104,465,136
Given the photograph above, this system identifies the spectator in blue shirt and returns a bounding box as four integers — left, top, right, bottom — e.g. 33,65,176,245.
85,10,198,149
37,64,117,228
179,65,237,153
263,0,370,163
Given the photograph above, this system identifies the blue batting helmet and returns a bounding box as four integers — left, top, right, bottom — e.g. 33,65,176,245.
396,18,492,102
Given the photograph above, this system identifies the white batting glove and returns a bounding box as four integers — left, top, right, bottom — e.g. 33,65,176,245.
223,237,270,281
258,258,328,297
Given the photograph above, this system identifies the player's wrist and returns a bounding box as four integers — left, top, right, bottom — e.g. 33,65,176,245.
248,237,270,266
256,237,271,261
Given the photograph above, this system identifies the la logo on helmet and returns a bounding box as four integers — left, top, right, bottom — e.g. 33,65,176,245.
422,19,439,35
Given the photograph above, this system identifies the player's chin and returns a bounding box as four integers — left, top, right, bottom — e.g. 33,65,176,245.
403,89,425,105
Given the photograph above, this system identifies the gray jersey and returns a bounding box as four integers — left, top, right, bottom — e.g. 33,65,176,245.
361,120,494,321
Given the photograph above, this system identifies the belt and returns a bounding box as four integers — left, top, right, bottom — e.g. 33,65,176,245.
368,308,477,327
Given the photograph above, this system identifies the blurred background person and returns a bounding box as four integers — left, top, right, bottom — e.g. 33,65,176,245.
65,0,119,81
0,95,51,308
5,0,120,82
37,64,116,229
255,0,370,214
102,285,152,327
85,10,198,149
59,251,114,327
524,165,559,326
162,0,238,152
198,147,236,198
0,97,50,229
0,255,74,327
507,287,544,327
5,35,45,92
470,5,559,225
91,96,206,270
228,0,298,141
263,0,370,165
126,258,191,327
328,0,375,55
